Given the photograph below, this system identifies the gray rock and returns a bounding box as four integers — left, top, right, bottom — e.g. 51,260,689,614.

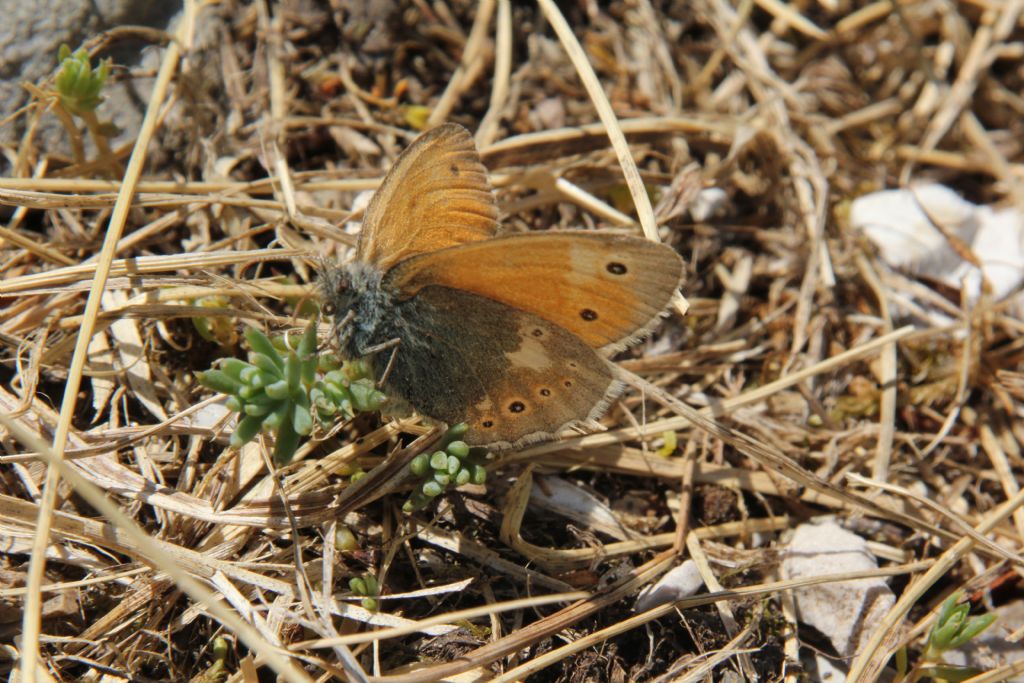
782,518,895,657
0,0,182,155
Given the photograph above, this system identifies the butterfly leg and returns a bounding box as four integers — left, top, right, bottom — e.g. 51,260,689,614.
333,309,356,333
377,344,402,387
359,337,402,387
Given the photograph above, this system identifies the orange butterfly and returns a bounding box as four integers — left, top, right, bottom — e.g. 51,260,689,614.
321,124,684,448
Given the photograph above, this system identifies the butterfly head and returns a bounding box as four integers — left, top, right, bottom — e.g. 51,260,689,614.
319,260,394,359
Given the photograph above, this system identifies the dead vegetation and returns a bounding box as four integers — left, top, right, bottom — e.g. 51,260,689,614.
1,0,1024,681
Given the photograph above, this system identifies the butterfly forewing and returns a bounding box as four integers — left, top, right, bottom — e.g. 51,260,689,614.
358,123,499,272
387,232,684,352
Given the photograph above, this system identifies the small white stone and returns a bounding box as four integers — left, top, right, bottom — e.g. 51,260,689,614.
690,187,730,221
634,560,703,612
850,183,1024,307
782,519,895,656
850,184,979,275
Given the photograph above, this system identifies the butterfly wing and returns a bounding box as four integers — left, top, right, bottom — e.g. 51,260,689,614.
376,286,620,448
357,123,499,271
386,232,684,352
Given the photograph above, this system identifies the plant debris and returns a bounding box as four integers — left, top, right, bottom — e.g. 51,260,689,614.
1,1,1023,681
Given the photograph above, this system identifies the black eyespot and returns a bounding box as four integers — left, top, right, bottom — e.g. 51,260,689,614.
564,380,573,387
450,164,460,176
606,262,627,275
568,362,578,369
482,420,494,428
509,401,525,413
532,328,544,337
539,388,551,397
580,308,598,321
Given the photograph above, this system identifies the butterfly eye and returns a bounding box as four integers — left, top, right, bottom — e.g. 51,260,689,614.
322,301,336,316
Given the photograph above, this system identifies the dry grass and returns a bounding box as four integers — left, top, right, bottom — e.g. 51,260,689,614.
2,0,1024,681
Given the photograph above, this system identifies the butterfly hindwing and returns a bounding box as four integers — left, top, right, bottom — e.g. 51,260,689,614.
369,286,620,448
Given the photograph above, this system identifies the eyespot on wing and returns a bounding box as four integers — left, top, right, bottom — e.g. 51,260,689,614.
388,231,685,351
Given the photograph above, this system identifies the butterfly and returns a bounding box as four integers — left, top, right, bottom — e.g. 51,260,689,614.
320,123,684,449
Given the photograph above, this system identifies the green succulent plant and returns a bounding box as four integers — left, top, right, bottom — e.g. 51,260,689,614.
896,590,997,682
197,322,491,506
190,295,238,347
27,44,120,175
196,321,386,465
55,44,111,116
404,423,489,512
924,590,996,658
189,636,229,683
349,573,379,611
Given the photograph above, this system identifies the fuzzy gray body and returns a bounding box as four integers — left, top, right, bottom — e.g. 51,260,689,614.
321,260,616,446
